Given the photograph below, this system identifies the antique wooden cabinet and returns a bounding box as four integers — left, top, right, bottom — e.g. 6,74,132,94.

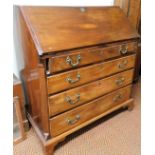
16,6,139,155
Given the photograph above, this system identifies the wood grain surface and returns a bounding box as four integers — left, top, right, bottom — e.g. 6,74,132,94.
50,85,132,136
48,69,134,116
48,42,137,73
47,54,136,94
20,6,139,54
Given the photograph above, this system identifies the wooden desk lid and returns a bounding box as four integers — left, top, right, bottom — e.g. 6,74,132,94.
20,6,139,55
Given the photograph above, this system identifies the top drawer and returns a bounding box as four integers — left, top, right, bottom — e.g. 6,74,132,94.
47,42,137,74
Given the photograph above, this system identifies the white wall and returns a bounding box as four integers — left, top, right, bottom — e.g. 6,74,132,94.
14,6,25,78
13,0,114,78
13,46,19,77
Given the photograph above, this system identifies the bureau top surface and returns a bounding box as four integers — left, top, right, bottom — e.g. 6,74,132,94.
20,6,139,55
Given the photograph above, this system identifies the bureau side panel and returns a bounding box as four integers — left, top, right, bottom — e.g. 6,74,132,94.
15,6,50,136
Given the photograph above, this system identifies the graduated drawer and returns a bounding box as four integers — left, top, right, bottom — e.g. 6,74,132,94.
48,69,134,117
50,85,132,137
47,54,136,94
48,42,137,73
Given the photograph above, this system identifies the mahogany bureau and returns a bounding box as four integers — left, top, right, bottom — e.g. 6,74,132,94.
17,6,139,155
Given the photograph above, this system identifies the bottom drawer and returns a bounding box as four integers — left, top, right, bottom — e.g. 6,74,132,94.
50,85,132,137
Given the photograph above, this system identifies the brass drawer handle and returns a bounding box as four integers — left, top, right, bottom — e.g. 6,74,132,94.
67,115,80,125
66,73,80,84
120,46,128,54
118,60,128,69
115,77,125,86
66,55,81,67
65,94,80,105
113,93,122,102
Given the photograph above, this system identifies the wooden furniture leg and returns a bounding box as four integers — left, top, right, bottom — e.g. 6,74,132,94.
127,100,134,111
43,138,66,155
43,144,55,155
122,99,134,111
27,112,66,155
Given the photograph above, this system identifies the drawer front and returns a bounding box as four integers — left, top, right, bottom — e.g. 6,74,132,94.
50,85,132,136
47,54,136,94
49,42,137,73
48,69,134,116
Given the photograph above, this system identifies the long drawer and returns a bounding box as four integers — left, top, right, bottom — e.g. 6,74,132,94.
47,54,136,94
48,42,137,73
48,69,134,117
50,85,132,137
